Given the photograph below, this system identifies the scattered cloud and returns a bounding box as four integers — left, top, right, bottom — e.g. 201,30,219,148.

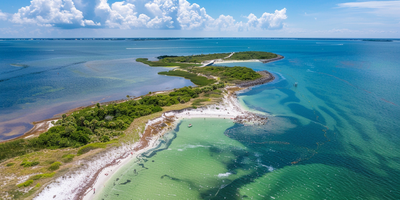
11,0,99,28
178,0,212,30
6,0,287,32
338,1,400,17
246,8,287,30
95,0,149,29
0,10,7,21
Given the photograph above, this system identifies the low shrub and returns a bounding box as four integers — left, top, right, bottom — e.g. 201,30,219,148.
17,180,33,188
48,162,62,171
100,136,110,142
20,161,40,167
191,98,210,106
30,172,56,180
44,160,56,165
61,154,75,163
158,71,216,86
77,143,107,156
6,163,15,167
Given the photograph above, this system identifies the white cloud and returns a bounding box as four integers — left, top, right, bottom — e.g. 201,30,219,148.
92,0,287,31
206,15,240,31
95,0,151,29
144,0,178,28
177,0,287,31
338,1,400,17
145,2,163,16
8,0,287,31
0,10,8,21
84,19,101,26
246,8,287,30
177,0,210,30
11,0,99,27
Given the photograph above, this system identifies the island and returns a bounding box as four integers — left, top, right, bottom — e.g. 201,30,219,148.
0,51,282,200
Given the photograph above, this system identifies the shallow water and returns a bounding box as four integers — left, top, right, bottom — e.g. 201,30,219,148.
98,118,247,199
96,39,400,199
0,40,197,140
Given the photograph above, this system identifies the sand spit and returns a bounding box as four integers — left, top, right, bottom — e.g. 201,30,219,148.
33,88,268,200
165,91,267,126
23,120,57,139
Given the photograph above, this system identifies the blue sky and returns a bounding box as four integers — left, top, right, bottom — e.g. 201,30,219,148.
0,0,399,38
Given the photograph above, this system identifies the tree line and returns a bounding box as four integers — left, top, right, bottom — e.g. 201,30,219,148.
0,83,225,161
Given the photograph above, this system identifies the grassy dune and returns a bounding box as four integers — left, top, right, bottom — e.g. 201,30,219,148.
158,70,216,86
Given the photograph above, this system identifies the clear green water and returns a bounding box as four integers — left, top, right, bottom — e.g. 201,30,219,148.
98,118,252,199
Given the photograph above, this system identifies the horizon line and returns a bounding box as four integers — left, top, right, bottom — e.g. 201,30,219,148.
0,37,399,40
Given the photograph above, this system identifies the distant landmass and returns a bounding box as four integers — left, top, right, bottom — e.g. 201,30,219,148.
362,39,393,42
0,38,399,41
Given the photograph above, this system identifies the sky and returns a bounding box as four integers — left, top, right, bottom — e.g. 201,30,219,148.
0,0,399,38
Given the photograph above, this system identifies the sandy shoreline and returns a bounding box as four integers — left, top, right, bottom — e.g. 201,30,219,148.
81,90,268,200
29,63,276,200
32,86,269,200
214,59,261,64
4,56,282,144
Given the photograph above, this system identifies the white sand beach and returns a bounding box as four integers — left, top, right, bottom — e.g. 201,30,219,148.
214,59,261,64
33,88,267,200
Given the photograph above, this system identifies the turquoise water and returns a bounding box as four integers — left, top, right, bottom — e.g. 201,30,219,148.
2,39,400,199
98,119,247,199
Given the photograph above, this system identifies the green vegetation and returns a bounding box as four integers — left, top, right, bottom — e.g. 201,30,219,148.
30,172,55,180
154,51,277,63
191,98,210,106
0,82,225,163
156,53,230,63
61,154,75,163
136,58,201,68
188,66,262,82
77,143,107,155
0,139,44,162
138,51,272,87
48,162,61,171
158,70,216,86
17,180,33,188
20,161,40,167
204,90,223,98
137,52,277,69
0,51,269,199
44,160,56,165
226,51,277,60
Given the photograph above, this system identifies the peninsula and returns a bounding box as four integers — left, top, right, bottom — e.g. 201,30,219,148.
0,51,282,200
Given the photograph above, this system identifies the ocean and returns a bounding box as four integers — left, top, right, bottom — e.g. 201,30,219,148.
1,39,400,199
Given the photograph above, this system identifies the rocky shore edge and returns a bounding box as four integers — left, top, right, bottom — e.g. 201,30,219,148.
236,70,275,87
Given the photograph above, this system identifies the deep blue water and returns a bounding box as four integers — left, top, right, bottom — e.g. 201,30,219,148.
2,39,400,199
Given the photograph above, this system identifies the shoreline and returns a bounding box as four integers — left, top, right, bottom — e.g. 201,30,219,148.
2,60,275,199
0,91,176,144
237,70,275,87
79,88,267,200
33,77,274,200
1,55,283,143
